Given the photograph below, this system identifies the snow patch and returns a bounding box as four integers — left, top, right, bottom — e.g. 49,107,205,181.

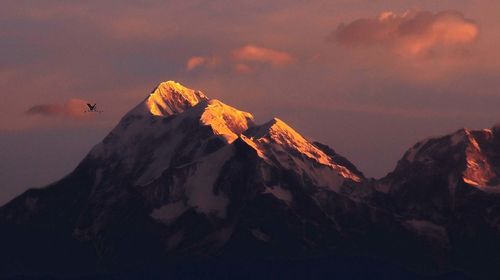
185,145,233,218
135,129,184,186
463,178,500,193
463,131,496,188
240,135,268,159
465,129,481,150
265,140,347,191
151,201,187,224
264,185,293,205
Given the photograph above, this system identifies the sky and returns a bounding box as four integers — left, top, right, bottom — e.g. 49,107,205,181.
1,0,500,205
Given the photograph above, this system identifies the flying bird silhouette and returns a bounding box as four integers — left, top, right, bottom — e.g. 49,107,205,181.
85,103,102,113
87,103,96,111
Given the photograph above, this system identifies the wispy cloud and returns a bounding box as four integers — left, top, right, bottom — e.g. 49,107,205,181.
233,63,253,74
25,99,90,119
232,45,293,67
186,56,220,71
185,45,294,74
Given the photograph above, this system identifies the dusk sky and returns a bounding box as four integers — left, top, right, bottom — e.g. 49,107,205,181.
2,0,500,205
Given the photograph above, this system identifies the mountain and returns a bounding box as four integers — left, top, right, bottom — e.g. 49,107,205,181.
377,127,500,278
0,80,499,279
0,81,373,276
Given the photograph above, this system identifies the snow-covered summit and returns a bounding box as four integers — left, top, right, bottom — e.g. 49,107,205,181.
128,80,209,117
121,81,254,143
199,99,254,143
395,127,500,193
72,80,368,239
88,80,364,193
6,79,500,277
245,117,363,185
247,118,344,167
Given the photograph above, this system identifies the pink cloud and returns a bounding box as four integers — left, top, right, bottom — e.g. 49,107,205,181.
25,98,91,119
186,56,220,71
232,45,293,67
234,63,253,74
333,10,479,57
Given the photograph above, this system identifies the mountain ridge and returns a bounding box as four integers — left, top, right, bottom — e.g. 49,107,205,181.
1,80,499,279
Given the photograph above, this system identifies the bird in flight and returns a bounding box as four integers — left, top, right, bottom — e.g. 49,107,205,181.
85,103,102,113
87,103,96,111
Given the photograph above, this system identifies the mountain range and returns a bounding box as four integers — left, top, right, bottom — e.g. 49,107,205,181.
1,81,499,279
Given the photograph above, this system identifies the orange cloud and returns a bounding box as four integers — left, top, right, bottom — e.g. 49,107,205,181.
332,10,479,57
186,56,206,71
186,56,220,71
232,45,293,67
25,99,91,119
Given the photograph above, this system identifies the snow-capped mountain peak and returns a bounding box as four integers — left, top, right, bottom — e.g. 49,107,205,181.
394,127,500,193
441,128,497,189
245,118,363,184
122,81,253,143
248,118,337,166
199,99,254,143
129,80,209,117
4,80,500,278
